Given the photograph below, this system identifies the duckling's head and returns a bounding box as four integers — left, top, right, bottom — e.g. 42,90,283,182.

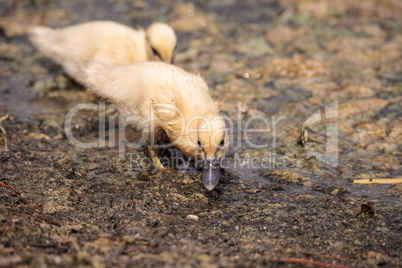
195,116,229,191
164,112,228,191
146,22,177,63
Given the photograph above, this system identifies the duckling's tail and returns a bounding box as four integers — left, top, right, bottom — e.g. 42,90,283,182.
27,26,56,55
28,26,54,48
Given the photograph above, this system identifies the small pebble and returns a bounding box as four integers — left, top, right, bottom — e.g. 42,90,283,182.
186,214,199,221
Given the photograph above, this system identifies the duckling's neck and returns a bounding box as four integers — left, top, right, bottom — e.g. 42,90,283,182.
145,40,155,61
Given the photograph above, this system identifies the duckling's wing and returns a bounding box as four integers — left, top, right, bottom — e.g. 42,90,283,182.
82,61,178,129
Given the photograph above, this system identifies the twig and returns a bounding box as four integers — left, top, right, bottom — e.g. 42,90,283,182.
353,178,402,184
0,181,18,192
292,247,347,261
44,217,62,227
0,114,9,151
27,243,57,248
275,258,352,268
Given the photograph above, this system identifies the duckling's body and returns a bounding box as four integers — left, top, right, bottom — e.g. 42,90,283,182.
83,61,228,190
28,21,176,84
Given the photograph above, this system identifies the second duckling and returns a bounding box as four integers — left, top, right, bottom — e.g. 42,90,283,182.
28,21,177,84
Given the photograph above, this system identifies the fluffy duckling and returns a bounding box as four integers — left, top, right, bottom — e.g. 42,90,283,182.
28,21,177,84
83,61,229,190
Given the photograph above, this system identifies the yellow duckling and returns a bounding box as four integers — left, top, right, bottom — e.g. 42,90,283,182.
83,61,229,190
28,21,177,84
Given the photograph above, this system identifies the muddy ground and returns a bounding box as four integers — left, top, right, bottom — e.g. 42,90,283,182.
0,0,401,267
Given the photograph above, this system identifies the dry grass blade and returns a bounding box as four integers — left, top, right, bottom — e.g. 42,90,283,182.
353,178,402,184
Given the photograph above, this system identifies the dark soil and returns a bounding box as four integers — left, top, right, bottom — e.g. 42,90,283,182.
0,0,401,267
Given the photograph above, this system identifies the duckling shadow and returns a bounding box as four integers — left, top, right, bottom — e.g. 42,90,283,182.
158,146,201,173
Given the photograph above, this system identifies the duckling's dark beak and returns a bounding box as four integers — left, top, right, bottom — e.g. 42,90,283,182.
170,53,175,64
202,154,220,191
171,48,176,64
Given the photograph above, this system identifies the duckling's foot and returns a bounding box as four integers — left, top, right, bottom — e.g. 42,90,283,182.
146,143,165,170
152,155,165,170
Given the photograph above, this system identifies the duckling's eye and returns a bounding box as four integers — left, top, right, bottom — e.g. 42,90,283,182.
198,140,202,149
151,46,162,60
219,139,225,147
